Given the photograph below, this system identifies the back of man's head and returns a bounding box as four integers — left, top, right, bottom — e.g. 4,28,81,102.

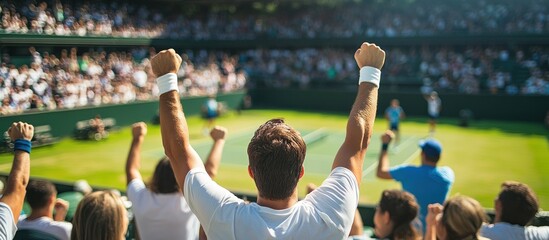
419,139,442,163
27,180,57,210
149,157,179,194
247,119,306,200
498,181,539,226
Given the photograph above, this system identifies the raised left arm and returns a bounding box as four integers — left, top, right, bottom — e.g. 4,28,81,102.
376,130,394,180
204,126,227,178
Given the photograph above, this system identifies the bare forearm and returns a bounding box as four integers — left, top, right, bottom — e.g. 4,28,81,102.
376,150,392,179
424,224,436,240
159,91,202,187
205,140,225,178
126,137,143,184
1,151,30,221
333,84,378,183
357,84,378,149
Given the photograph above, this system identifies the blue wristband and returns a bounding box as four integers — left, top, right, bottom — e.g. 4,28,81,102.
13,139,31,153
381,143,389,151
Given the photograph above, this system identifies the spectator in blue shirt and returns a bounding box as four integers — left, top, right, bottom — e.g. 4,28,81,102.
376,130,454,230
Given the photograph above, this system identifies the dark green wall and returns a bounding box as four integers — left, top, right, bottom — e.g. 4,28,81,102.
0,91,246,138
250,88,548,122
2,33,548,48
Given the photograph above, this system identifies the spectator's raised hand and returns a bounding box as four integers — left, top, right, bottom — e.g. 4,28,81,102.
381,130,394,144
354,42,386,70
54,198,69,221
8,122,34,141
150,49,182,77
132,122,147,139
210,126,227,141
426,203,443,227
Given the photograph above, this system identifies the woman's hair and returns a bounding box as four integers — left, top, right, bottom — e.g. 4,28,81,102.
149,156,179,194
441,196,487,240
378,190,420,240
71,190,127,240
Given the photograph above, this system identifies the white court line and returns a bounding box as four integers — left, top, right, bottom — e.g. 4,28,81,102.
302,128,327,144
141,127,257,156
391,136,417,154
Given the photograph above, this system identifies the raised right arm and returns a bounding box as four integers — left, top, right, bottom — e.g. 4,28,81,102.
332,42,385,185
125,122,147,185
152,49,204,189
0,122,34,221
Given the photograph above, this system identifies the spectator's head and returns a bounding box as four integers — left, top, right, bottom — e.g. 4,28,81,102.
437,196,486,240
419,139,442,163
247,118,306,200
391,99,400,107
149,156,179,194
374,190,419,239
495,181,539,226
26,179,57,211
71,190,128,240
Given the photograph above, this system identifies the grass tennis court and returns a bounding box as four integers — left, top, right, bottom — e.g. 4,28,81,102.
0,109,547,210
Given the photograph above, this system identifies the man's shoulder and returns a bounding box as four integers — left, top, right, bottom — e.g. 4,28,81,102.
435,166,455,178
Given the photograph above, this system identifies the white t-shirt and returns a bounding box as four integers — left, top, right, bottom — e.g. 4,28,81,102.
0,202,16,240
17,216,72,240
480,222,549,240
127,179,200,240
428,97,441,116
184,167,359,240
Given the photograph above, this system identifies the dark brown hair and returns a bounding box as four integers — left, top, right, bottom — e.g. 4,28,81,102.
378,190,419,240
26,180,57,209
149,157,179,194
498,181,539,226
247,119,306,200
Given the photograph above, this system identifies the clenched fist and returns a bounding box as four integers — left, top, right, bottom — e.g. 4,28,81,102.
426,203,443,227
210,126,227,141
132,122,147,139
354,42,386,70
150,49,182,77
381,130,394,144
8,122,34,141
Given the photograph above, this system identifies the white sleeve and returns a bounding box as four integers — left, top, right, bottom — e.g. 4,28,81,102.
184,168,243,232
0,202,17,240
126,179,147,214
304,167,359,234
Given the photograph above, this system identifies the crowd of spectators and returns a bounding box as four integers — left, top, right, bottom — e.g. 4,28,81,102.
1,0,548,39
241,46,549,95
0,47,246,115
0,44,547,116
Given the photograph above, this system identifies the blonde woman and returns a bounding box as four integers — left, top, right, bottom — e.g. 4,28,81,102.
425,196,489,240
71,191,128,240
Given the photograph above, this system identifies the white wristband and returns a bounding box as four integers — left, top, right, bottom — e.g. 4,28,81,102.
358,66,381,88
156,73,179,94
